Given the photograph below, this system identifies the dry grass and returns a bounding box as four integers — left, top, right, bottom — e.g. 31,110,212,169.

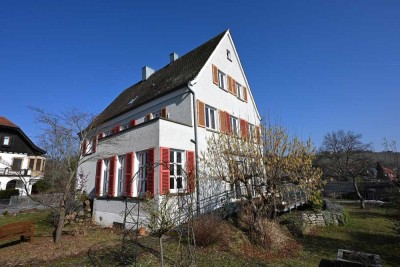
192,214,228,247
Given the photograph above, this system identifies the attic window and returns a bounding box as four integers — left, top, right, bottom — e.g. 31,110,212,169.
127,96,138,106
227,49,232,61
2,136,11,146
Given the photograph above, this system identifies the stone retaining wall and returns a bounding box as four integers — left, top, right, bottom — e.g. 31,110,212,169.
302,211,345,229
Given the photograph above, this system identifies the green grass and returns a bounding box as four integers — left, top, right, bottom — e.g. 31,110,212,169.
273,204,400,266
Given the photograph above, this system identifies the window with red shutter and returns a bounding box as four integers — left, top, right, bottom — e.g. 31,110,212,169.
82,140,87,155
125,152,134,197
95,159,102,197
186,151,195,193
160,147,170,195
146,148,155,196
243,86,248,102
129,119,136,127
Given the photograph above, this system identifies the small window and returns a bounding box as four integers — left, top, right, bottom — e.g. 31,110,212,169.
35,159,42,171
29,159,35,170
205,106,217,130
230,116,239,135
236,83,242,100
121,123,130,130
11,158,22,171
227,49,232,61
117,155,125,196
102,159,110,196
218,70,227,90
2,136,11,146
248,124,254,139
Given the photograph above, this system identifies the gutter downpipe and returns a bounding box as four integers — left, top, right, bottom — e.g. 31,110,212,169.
187,83,200,215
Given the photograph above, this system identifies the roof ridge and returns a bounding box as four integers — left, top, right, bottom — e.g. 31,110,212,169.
0,116,19,128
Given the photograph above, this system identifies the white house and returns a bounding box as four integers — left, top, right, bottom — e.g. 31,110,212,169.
80,30,261,227
0,116,46,195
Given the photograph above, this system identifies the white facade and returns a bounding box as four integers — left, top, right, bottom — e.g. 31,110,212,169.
80,30,261,227
0,152,45,195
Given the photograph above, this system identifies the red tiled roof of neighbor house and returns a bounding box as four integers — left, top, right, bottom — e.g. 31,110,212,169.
0,116,18,128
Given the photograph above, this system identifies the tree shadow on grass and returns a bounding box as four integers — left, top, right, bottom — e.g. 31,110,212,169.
348,230,400,266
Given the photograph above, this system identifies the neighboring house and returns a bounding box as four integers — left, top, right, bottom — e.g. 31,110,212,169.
80,30,261,227
0,116,46,195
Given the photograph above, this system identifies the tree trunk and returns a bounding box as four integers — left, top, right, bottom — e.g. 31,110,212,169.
54,196,66,243
352,177,365,209
159,235,164,267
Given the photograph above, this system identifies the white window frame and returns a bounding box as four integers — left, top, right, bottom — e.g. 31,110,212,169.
205,105,218,131
170,150,185,193
136,151,147,196
248,123,255,139
218,70,227,90
230,116,239,135
117,155,125,196
102,159,110,196
2,136,11,146
236,82,243,100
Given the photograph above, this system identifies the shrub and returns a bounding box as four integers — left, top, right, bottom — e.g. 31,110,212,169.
259,219,292,250
0,189,19,199
193,214,226,247
323,199,344,213
31,179,52,194
279,212,304,237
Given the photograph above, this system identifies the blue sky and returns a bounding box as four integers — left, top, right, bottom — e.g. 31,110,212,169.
1,0,399,151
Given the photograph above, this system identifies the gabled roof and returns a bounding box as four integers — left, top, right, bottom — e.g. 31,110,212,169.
95,30,227,126
0,116,18,128
0,116,46,155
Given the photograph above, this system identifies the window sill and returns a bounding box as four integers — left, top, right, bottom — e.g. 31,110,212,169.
205,127,219,133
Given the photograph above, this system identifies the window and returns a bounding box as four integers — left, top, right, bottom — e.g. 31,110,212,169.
29,159,35,170
137,151,147,195
11,158,22,171
102,159,110,196
152,107,167,119
230,116,239,135
117,155,125,196
218,70,227,90
227,49,232,61
236,82,244,100
248,123,254,139
35,159,42,171
2,136,11,146
205,106,217,130
170,150,185,193
121,123,130,130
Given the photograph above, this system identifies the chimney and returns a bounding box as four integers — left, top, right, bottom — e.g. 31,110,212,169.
170,52,179,63
142,66,155,81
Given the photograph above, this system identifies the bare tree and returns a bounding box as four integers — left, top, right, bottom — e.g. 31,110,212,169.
22,107,99,243
202,122,323,241
319,130,372,208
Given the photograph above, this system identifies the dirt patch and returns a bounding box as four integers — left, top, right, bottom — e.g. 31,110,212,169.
0,228,119,266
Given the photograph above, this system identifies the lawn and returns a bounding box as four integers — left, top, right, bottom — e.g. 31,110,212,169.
0,203,398,266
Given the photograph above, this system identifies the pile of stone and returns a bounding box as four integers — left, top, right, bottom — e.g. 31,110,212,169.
302,211,346,229
64,200,92,226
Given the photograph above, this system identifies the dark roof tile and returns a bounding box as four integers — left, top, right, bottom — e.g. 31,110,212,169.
95,30,227,125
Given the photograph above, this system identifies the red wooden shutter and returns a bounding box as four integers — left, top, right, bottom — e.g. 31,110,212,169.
92,136,97,153
108,156,117,197
225,112,231,133
255,125,261,143
227,76,233,94
219,110,225,133
82,140,87,155
243,86,248,102
98,133,104,139
125,152,134,197
186,151,195,192
212,64,218,85
161,107,167,118
130,119,136,127
95,159,102,197
232,79,237,95
146,148,155,196
240,119,248,138
160,147,170,195
197,100,205,127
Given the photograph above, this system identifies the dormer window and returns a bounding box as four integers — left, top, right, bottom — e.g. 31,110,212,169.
227,49,232,61
2,136,11,146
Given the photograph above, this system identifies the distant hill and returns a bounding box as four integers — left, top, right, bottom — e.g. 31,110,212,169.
365,151,400,169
